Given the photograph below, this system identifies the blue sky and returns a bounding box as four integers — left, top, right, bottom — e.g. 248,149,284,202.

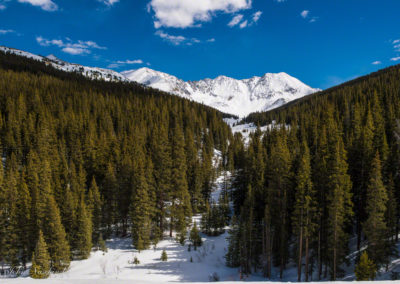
0,0,399,89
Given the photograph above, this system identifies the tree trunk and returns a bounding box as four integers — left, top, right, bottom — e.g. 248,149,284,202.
318,228,322,280
305,235,309,282
298,226,303,282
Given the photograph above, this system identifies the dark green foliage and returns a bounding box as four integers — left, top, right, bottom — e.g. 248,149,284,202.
44,196,71,272
74,196,92,259
189,222,202,249
30,231,50,279
0,51,230,270
98,234,107,252
161,249,168,261
355,251,376,281
363,153,390,267
227,63,400,280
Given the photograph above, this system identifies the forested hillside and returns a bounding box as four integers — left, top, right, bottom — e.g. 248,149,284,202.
227,63,400,281
0,52,232,274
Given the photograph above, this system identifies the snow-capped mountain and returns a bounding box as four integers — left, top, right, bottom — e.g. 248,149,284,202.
0,46,320,117
123,67,320,117
0,46,127,82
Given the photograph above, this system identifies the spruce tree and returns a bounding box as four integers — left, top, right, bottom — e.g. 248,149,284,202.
30,230,50,279
363,152,390,267
169,119,192,240
355,251,376,281
327,136,353,280
87,177,102,245
43,196,71,272
161,249,168,261
130,139,152,251
189,222,202,249
74,195,92,259
292,141,316,282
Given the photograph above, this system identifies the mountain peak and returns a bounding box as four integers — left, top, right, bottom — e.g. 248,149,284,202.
123,67,320,117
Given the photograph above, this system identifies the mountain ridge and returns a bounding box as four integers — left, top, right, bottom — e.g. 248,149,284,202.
0,46,320,117
123,67,321,117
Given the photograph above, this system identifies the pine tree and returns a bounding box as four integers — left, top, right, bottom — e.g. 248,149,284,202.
43,196,71,272
87,177,102,245
30,230,50,279
16,175,32,267
268,132,291,279
161,249,168,261
98,233,107,252
169,119,192,240
130,139,152,251
189,222,202,249
152,122,171,240
363,152,390,267
355,251,376,281
226,215,240,268
292,141,316,281
74,195,92,259
326,135,353,280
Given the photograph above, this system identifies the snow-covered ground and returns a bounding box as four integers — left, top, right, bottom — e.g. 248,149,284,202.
225,118,280,145
1,171,240,283
3,154,400,283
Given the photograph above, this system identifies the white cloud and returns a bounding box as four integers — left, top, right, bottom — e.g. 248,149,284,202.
372,61,381,65
148,0,251,28
309,17,318,23
155,30,203,46
252,11,262,23
228,14,243,27
62,47,89,55
0,29,14,34
18,0,58,11
239,20,248,29
108,59,144,68
99,0,119,6
0,4,6,10
207,38,215,42
301,10,309,19
116,59,143,64
393,39,400,44
36,36,106,55
275,0,286,2
228,11,261,29
391,57,400,62
155,30,186,45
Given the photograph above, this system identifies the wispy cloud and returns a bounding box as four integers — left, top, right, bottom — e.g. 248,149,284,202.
391,57,400,62
207,38,216,43
98,0,119,6
239,20,248,29
252,11,262,23
372,61,382,65
155,30,202,46
228,11,262,28
0,4,6,10
155,30,187,45
0,29,14,35
148,0,252,29
18,0,58,11
107,59,144,68
300,10,309,19
228,14,243,27
301,10,318,23
36,36,106,55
